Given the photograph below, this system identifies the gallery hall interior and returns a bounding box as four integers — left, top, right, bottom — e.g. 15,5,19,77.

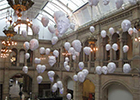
0,0,139,100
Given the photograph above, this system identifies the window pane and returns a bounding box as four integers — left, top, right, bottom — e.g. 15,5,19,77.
43,6,54,15
52,0,71,14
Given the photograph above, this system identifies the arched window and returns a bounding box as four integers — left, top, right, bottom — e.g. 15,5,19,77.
79,43,83,62
112,33,120,60
83,79,95,100
27,49,33,66
122,32,132,60
67,78,73,99
84,40,89,67
103,36,110,61
11,48,17,66
14,24,33,35
108,84,133,100
19,49,25,66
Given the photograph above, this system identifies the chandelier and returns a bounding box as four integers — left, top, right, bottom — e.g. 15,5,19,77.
87,37,98,52
0,38,17,58
7,0,34,17
62,52,71,56
134,19,140,42
0,47,12,58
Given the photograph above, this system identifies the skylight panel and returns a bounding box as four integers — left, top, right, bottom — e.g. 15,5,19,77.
41,11,54,22
43,6,54,15
52,0,71,14
0,13,6,19
47,3,62,12
37,14,42,20
0,4,9,10
71,0,85,6
59,0,78,11
0,9,8,14
0,0,8,5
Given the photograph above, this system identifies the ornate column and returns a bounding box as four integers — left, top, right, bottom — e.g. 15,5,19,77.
119,34,123,68
95,75,100,100
73,82,83,100
132,32,140,68
110,37,113,61
60,47,64,69
17,49,20,66
32,72,38,99
3,61,9,100
100,37,105,66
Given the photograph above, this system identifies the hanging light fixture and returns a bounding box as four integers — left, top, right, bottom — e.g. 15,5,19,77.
7,0,34,17
134,19,140,42
87,37,98,52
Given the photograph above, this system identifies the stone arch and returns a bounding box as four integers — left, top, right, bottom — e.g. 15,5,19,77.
122,32,133,60
62,75,73,96
102,36,110,62
83,79,96,100
63,75,73,87
9,73,33,99
86,76,97,85
9,72,33,79
101,79,133,100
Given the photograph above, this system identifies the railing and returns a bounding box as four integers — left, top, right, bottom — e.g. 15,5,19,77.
90,61,95,67
84,62,88,67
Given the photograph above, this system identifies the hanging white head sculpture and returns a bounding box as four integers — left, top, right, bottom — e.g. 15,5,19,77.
48,25,55,34
106,44,111,51
112,43,118,51
54,11,65,23
48,71,55,78
41,15,49,27
48,56,56,66
67,93,72,100
128,28,133,35
109,27,115,35
101,30,107,38
22,66,28,73
84,47,91,55
78,62,84,70
32,25,40,35
121,19,131,32
51,36,58,45
53,50,59,57
102,66,108,74
103,0,110,5
88,0,99,6
34,58,41,64
30,39,39,51
107,62,116,73
73,74,78,81
40,47,45,54
46,48,50,55
115,0,124,9
72,40,82,52
23,42,30,50
25,53,30,59
57,16,70,37
123,45,129,53
123,63,131,73
90,26,95,33
64,42,71,51
37,75,43,84
96,66,102,75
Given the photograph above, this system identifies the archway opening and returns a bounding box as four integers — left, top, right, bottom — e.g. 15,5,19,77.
83,79,95,100
9,73,32,100
108,84,133,100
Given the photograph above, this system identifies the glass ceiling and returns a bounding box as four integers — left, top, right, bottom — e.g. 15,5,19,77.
36,0,88,25
0,0,135,29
